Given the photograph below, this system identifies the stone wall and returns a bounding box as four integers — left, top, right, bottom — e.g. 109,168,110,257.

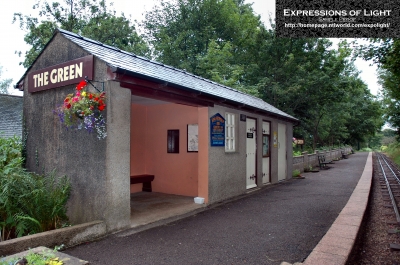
293,147,353,173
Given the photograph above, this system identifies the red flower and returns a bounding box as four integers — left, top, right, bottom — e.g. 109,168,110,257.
98,105,105,111
89,94,93,99
90,106,94,110
94,97,99,101
98,99,104,105
76,80,87,91
66,103,71,109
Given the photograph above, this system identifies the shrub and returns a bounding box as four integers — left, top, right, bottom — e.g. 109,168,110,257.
292,169,301,177
360,147,373,152
293,150,302,156
385,142,400,166
0,136,71,241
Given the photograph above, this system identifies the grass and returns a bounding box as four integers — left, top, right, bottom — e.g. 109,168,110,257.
385,142,400,166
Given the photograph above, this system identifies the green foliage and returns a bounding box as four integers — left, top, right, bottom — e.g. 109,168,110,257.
0,135,24,174
143,0,261,87
254,35,383,150
359,147,373,152
197,40,258,96
385,142,400,166
293,150,302,156
0,136,71,241
292,169,301,177
0,248,63,265
355,38,400,134
13,0,150,68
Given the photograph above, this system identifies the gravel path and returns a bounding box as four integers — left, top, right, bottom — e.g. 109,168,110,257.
63,152,369,265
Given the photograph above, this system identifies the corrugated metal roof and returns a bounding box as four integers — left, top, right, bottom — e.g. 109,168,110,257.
59,29,297,121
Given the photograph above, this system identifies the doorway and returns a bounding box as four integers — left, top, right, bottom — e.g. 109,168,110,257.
278,123,287,181
246,118,257,189
262,121,270,184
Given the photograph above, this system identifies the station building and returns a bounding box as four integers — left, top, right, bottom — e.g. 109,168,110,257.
16,29,298,232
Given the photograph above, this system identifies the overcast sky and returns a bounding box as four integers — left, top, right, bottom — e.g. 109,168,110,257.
0,0,379,96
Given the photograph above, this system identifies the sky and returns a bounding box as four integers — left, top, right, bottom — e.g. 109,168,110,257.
0,0,380,96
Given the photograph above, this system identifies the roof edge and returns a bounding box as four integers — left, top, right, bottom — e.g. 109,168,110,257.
113,67,299,123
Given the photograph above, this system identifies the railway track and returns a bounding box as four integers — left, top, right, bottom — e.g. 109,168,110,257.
375,152,400,251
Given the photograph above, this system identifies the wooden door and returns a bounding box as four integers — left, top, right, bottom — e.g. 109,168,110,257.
278,123,287,181
246,118,257,189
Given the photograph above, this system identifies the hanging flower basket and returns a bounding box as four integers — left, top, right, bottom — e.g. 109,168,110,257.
55,80,107,139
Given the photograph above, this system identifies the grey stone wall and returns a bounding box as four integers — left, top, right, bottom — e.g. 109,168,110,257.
0,94,23,138
292,147,353,173
208,106,246,203
22,33,131,232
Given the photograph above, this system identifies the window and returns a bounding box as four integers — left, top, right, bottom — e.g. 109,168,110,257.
167,130,179,153
262,135,270,157
262,121,270,157
225,112,235,152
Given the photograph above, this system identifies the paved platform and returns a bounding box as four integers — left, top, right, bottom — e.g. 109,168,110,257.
63,152,371,265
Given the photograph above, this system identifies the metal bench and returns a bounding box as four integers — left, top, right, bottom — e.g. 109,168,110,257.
130,174,155,192
341,151,348,159
318,155,332,170
320,154,334,164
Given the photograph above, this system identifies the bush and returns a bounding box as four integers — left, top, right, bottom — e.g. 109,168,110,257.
292,169,301,177
359,147,373,152
293,150,302,156
0,136,71,241
385,142,400,166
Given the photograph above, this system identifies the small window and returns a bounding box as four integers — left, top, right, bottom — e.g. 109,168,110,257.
167,130,179,153
225,112,235,152
263,135,270,157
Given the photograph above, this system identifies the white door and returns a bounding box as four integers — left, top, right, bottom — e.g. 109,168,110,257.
262,121,270,184
246,118,257,189
278,123,287,181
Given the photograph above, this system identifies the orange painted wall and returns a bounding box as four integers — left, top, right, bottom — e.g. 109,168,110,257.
130,103,199,196
130,104,147,193
197,107,209,203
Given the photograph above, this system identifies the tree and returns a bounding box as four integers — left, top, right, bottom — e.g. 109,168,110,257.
355,38,400,134
252,31,383,150
0,66,12,94
143,0,262,75
13,0,150,68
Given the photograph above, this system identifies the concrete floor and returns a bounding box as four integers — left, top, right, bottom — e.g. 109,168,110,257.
130,192,205,228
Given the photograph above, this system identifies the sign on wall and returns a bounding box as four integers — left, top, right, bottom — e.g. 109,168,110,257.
28,55,94,93
187,124,199,152
273,131,278,148
210,113,225,146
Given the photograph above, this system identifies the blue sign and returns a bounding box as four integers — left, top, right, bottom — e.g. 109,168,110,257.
210,113,225,146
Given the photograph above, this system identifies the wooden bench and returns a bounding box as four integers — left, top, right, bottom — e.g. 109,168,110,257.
130,174,155,192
